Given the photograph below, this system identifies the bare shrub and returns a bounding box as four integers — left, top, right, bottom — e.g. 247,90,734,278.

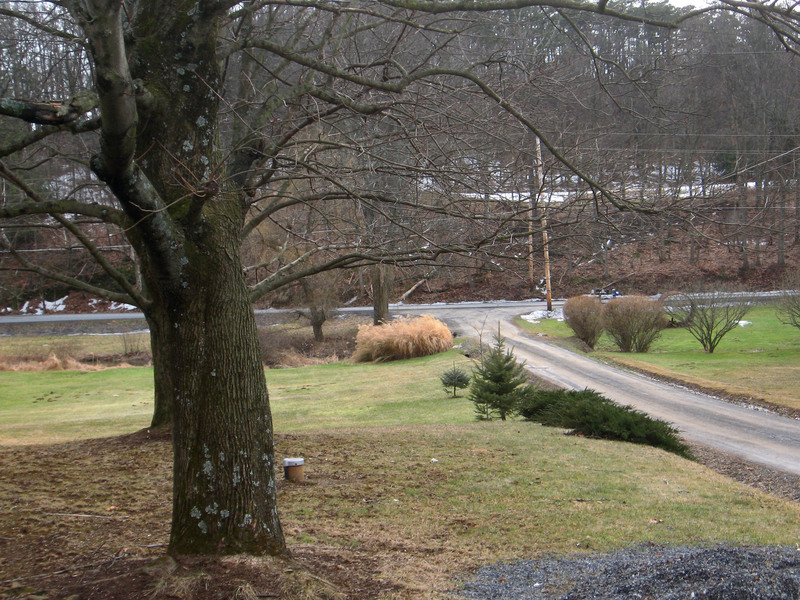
602,296,666,353
776,274,800,332
776,289,800,330
658,291,695,327
120,332,148,356
352,315,452,362
257,321,358,367
664,290,752,353
563,295,604,348
257,326,303,367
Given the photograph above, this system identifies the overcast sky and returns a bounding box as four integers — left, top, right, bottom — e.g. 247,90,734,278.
667,0,713,7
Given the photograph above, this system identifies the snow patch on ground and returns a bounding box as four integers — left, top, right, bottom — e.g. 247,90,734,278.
521,309,564,323
4,296,140,315
16,296,69,315
108,301,138,312
86,299,137,312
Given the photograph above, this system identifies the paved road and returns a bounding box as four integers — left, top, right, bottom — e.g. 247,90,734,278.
5,301,800,476
395,302,800,477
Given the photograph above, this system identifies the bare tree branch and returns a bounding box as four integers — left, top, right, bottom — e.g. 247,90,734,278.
0,90,98,125
0,6,87,46
0,160,147,307
0,116,101,158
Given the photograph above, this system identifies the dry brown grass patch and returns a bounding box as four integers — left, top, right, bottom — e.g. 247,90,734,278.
352,315,453,362
0,353,107,372
258,316,365,367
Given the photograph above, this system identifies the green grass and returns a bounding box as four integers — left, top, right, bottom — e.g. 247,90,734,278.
268,351,475,430
0,368,154,444
280,423,800,580
0,351,476,444
517,304,800,409
2,344,800,587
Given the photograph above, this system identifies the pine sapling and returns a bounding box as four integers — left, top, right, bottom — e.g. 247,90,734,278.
468,335,535,420
441,363,471,397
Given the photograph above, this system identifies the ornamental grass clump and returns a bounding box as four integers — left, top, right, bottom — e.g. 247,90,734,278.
352,315,452,362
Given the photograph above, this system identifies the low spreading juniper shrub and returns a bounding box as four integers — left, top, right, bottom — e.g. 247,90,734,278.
516,388,571,420
519,388,691,458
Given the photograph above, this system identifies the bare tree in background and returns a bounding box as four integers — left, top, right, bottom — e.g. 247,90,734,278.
662,289,752,353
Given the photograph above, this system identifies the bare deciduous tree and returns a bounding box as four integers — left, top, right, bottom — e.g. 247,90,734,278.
663,290,752,353
0,0,679,558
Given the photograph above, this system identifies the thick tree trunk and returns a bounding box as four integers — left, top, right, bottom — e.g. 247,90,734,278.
147,312,173,429
372,264,392,325
309,306,326,342
55,0,288,558
133,206,286,555
155,229,285,556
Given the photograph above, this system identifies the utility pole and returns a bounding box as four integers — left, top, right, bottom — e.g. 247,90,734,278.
530,136,552,311
527,193,535,288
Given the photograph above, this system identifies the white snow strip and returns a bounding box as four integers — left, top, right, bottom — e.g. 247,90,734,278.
522,309,564,322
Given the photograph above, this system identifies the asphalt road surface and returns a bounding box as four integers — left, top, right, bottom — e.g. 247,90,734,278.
4,300,800,476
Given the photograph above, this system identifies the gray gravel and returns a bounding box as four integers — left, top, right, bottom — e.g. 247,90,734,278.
455,544,800,599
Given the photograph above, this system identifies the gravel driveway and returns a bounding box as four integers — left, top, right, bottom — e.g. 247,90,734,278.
455,544,800,599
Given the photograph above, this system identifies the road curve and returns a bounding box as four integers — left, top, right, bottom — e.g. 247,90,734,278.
395,302,800,477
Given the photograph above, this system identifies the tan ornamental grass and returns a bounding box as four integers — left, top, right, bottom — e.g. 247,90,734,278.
0,353,115,372
352,315,453,362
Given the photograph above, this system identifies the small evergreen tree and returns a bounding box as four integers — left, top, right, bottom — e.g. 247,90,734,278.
441,364,471,397
468,335,535,420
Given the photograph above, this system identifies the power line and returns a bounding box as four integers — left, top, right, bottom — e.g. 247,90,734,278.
569,148,798,154
595,133,800,138
0,245,131,254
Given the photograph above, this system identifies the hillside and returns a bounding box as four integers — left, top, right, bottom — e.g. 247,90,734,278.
3,229,799,314
404,235,800,305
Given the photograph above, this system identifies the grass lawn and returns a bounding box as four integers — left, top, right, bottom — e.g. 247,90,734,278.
0,367,155,444
517,304,800,410
2,339,800,597
268,352,475,430
0,351,477,445
276,422,800,594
